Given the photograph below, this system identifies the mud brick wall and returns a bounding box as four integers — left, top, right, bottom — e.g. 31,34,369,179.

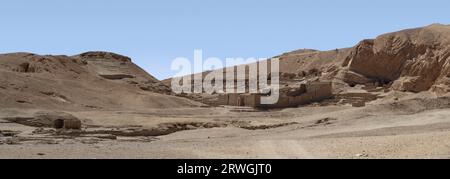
228,93,240,106
216,82,333,108
218,94,229,106
243,94,261,107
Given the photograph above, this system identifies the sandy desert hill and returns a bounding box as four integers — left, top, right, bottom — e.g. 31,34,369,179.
1,24,450,159
0,51,202,111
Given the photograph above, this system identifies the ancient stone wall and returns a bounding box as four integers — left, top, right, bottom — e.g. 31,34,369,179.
218,82,333,108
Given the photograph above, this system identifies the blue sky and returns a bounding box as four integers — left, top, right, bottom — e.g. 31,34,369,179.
1,0,449,79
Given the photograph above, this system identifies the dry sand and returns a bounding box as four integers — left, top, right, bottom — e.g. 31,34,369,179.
1,93,450,159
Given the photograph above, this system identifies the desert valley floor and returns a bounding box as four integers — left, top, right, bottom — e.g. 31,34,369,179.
2,92,450,159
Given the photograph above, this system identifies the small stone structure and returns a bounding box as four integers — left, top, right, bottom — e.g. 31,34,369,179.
34,111,82,130
218,81,333,108
53,118,82,130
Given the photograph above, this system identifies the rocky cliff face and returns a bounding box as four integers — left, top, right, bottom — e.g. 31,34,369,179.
342,24,450,93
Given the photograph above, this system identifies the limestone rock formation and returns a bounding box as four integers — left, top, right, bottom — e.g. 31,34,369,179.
73,51,172,94
164,24,450,106
343,24,450,93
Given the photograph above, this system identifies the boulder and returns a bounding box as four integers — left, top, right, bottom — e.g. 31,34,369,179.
341,70,373,86
286,84,307,96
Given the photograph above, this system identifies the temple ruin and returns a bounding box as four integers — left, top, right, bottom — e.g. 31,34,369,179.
218,81,333,108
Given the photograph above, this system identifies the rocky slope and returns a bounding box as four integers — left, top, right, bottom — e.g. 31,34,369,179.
285,24,450,95
2,24,449,111
165,24,450,99
342,24,450,93
0,52,202,111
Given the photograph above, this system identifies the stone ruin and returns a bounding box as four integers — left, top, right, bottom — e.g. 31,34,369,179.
5,111,83,130
34,112,82,130
217,81,333,108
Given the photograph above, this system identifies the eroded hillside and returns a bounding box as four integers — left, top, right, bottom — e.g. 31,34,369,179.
0,52,202,111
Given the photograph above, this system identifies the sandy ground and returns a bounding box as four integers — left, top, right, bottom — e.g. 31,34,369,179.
1,95,450,159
